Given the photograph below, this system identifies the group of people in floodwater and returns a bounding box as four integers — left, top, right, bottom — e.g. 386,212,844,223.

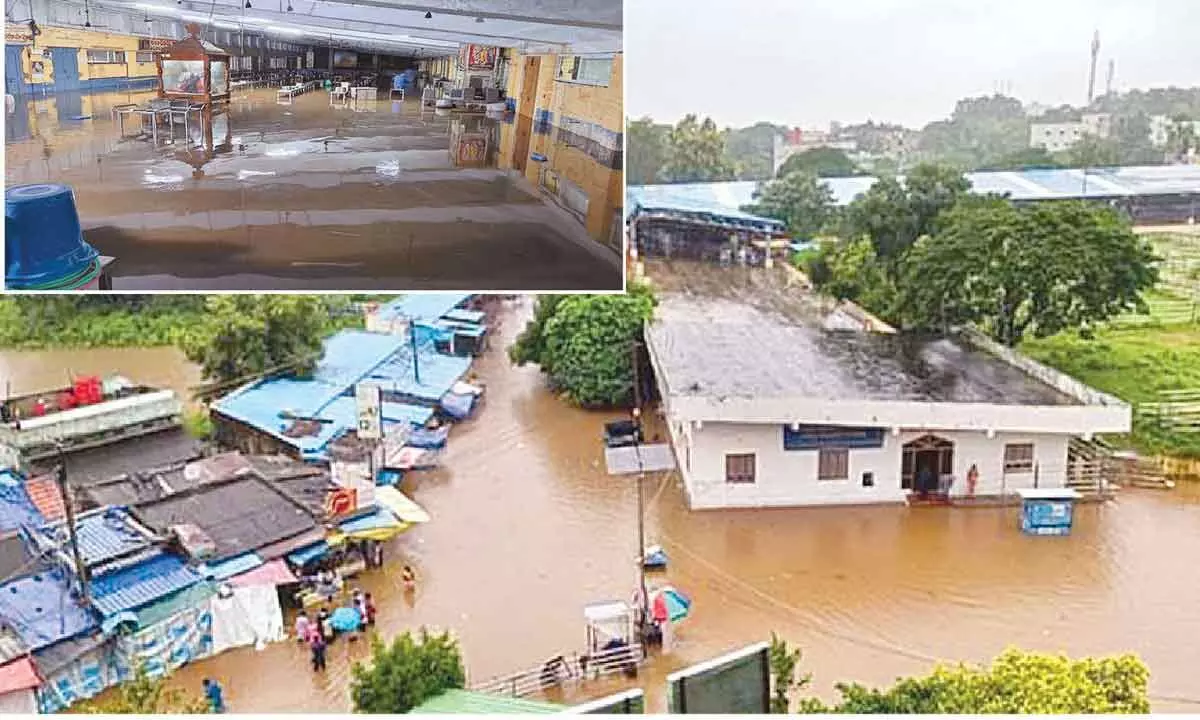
293,565,417,672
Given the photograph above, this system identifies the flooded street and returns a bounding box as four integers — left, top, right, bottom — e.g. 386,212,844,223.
4,89,620,290
5,298,1200,712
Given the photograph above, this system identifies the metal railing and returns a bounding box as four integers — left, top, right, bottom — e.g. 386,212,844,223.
470,643,644,699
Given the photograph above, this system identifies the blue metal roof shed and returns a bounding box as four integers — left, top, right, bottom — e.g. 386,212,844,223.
374,294,472,324
88,551,204,619
34,506,157,570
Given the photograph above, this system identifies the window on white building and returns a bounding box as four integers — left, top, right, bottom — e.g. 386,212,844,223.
1004,443,1035,473
817,448,849,481
725,453,756,484
556,55,613,87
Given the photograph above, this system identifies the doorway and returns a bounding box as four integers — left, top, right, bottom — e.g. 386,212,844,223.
5,45,25,96
49,47,80,92
512,55,540,173
902,435,954,493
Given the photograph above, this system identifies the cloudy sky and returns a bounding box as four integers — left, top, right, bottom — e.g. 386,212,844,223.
625,0,1200,129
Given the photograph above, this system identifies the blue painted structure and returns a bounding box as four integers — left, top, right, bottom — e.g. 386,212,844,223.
373,293,472,325
35,506,155,569
782,425,885,451
1017,488,1080,536
48,47,80,91
5,45,24,95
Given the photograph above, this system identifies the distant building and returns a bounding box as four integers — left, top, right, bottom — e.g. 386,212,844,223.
1149,114,1200,148
772,127,858,175
1029,113,1111,153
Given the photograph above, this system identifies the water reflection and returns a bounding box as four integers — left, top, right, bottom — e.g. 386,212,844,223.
4,88,621,291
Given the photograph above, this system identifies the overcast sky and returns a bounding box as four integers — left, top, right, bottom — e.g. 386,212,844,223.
626,0,1200,129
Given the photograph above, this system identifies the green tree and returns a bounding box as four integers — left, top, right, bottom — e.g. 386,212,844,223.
798,648,1150,714
742,172,835,240
725,122,782,181
515,288,656,407
900,198,1159,345
350,629,466,714
841,163,970,272
626,117,671,185
181,295,332,384
982,146,1063,171
776,147,858,178
804,237,897,318
1062,133,1123,168
663,114,737,183
1166,114,1197,160
768,633,810,714
86,666,208,713
508,294,566,366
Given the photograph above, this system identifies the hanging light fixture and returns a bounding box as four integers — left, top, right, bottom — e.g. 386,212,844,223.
424,10,431,19
83,0,92,27
286,2,293,10
245,0,251,7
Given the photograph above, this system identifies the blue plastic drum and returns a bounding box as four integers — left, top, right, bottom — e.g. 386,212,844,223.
5,183,101,290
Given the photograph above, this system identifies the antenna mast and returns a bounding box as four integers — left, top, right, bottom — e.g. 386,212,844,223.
1087,30,1100,104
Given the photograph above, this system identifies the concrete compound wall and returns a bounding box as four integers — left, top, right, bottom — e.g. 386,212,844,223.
669,419,1071,509
8,26,161,93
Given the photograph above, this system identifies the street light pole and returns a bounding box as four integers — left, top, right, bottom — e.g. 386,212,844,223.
630,341,649,633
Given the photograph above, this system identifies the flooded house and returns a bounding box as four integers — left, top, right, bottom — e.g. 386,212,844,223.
644,296,1132,509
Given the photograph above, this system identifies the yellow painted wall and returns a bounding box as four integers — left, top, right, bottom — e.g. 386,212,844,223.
15,26,160,86
500,50,623,249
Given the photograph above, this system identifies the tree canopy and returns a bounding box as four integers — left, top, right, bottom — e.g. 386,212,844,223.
899,198,1159,345
181,295,335,384
742,171,835,240
626,117,670,186
663,115,737,183
350,629,466,714
85,666,208,714
509,286,656,407
776,147,859,178
798,648,1150,714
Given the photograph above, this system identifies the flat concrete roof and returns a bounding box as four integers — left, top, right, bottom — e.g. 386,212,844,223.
646,299,1079,407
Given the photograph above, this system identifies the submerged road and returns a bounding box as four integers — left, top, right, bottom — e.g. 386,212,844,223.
3,299,1200,711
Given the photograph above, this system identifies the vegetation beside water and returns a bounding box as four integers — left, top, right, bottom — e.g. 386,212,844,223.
0,295,392,350
1022,323,1200,458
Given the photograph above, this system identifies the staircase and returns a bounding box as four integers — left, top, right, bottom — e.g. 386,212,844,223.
1066,437,1117,498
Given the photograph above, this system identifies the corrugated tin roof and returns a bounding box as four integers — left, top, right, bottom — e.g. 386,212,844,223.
0,656,40,694
200,552,263,581
37,507,156,569
228,558,297,588
628,164,1200,224
0,567,98,651
88,551,203,618
412,689,564,714
374,294,472,324
0,627,28,666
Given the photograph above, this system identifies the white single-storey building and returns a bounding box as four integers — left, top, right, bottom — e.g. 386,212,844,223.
645,297,1132,509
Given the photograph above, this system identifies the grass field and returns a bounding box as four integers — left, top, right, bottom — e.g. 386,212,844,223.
1022,323,1200,457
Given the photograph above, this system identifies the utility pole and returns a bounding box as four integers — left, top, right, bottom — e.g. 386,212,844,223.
55,445,90,606
1087,30,1100,105
630,341,649,635
408,319,421,385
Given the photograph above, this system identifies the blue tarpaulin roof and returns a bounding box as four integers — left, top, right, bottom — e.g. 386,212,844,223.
286,541,329,566
36,507,154,569
0,567,98,651
366,348,472,404
337,506,402,534
88,551,203,618
628,164,1200,224
200,552,263,581
374,294,472,324
0,471,44,533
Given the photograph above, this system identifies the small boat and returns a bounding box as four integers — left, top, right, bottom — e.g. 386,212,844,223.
642,545,668,570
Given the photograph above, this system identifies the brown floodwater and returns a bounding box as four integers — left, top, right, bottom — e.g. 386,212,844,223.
5,299,1200,712
4,90,621,291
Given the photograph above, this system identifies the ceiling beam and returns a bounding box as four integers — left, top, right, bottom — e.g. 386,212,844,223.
314,0,620,31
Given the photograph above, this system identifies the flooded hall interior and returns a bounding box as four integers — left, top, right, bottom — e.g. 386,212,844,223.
4,0,623,291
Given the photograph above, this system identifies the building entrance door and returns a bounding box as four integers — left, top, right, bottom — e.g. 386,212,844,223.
512,56,539,173
902,435,954,494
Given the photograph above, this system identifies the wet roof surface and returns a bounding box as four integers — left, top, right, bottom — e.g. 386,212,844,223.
38,429,203,488
0,567,98,651
647,296,1079,406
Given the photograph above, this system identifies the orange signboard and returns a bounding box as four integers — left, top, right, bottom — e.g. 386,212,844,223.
325,486,357,517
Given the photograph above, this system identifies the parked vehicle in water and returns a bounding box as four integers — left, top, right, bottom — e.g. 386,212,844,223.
603,420,642,448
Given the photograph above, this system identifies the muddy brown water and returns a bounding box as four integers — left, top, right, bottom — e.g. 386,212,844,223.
5,299,1200,712
5,90,620,291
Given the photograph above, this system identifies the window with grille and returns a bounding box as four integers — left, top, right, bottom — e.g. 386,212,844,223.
817,448,849,481
135,51,156,64
1004,443,1035,473
556,55,613,87
725,453,756,484
86,49,125,64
